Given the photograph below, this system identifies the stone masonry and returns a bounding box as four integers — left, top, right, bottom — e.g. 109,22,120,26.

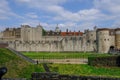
0,25,120,53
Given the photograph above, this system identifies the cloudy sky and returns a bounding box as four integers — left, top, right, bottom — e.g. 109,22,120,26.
0,0,120,31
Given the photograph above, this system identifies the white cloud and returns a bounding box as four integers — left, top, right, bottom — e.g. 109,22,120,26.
18,0,30,2
78,9,105,21
111,21,120,28
58,22,96,31
54,8,107,22
15,0,82,22
21,19,40,27
12,0,120,30
25,13,38,19
0,0,11,20
78,22,96,31
78,9,100,16
0,0,24,20
94,0,120,14
16,0,67,6
14,0,104,31
41,22,95,32
93,0,120,27
15,0,103,22
42,22,77,31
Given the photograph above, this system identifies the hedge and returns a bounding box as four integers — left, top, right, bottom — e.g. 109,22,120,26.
88,56,120,67
31,72,120,80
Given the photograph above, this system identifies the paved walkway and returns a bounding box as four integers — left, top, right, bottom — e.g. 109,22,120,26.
34,59,88,64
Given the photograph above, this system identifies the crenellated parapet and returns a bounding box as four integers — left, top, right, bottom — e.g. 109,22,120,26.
1,24,120,53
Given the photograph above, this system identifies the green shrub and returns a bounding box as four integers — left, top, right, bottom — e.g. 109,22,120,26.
88,56,120,67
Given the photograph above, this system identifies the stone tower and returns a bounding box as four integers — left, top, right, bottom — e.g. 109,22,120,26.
84,29,96,52
21,24,43,41
97,28,115,53
21,25,30,41
115,28,120,49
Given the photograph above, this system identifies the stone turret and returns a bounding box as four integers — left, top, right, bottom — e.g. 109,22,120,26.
115,28,120,49
96,28,115,53
84,28,96,52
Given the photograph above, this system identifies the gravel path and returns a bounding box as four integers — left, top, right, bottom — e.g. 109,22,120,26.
34,59,88,64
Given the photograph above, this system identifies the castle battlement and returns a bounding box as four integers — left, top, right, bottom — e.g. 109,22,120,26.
0,25,120,53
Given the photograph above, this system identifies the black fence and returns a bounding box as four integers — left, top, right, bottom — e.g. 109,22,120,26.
31,72,120,80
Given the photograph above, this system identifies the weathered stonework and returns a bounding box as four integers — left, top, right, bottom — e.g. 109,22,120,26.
115,28,120,49
96,29,115,53
1,25,120,53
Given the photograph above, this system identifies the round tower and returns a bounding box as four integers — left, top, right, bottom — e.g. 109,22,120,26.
97,28,111,53
115,28,120,49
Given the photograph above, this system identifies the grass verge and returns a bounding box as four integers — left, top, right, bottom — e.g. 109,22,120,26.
1,48,119,78
48,64,120,78
22,52,111,59
0,48,44,78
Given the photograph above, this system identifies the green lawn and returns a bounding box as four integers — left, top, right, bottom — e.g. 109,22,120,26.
1,48,120,78
22,52,111,59
0,48,44,78
48,64,120,78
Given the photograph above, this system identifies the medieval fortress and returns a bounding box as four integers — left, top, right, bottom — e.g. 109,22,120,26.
0,24,120,53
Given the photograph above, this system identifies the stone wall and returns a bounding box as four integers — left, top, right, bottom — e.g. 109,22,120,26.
3,25,120,53
8,36,95,52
